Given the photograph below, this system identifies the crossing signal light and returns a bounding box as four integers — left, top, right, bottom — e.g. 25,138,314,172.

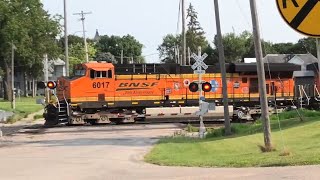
47,81,57,89
189,82,199,92
202,82,212,92
37,81,46,89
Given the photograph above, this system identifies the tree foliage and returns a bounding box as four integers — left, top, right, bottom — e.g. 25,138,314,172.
68,42,96,75
158,3,209,64
157,34,181,63
0,0,61,100
186,3,208,57
95,34,144,64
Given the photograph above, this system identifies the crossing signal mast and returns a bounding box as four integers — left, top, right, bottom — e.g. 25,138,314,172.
189,47,214,139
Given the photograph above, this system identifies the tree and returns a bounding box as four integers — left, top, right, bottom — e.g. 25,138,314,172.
95,52,117,64
68,42,97,75
214,32,249,62
157,34,181,63
95,34,144,64
0,0,61,100
158,3,209,64
186,3,209,63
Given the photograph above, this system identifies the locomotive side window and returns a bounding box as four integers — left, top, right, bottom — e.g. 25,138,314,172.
90,69,113,79
96,71,101,78
102,71,107,77
90,70,95,78
242,78,247,83
108,70,113,78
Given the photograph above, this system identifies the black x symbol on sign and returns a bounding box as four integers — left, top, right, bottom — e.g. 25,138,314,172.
283,0,299,8
287,0,320,29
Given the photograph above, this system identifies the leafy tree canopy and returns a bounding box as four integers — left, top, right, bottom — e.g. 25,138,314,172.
95,34,144,64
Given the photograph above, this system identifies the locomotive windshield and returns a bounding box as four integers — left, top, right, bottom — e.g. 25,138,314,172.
73,64,86,76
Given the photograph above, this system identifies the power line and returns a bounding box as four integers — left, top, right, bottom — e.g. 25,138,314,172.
73,11,92,63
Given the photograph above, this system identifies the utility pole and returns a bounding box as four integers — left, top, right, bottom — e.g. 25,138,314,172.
249,0,272,150
181,0,187,66
121,49,124,64
11,42,16,110
43,54,49,104
74,11,92,63
64,0,69,76
316,38,320,85
213,0,231,135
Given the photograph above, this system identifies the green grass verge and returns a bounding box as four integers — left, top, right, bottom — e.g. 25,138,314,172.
145,110,320,167
0,97,43,124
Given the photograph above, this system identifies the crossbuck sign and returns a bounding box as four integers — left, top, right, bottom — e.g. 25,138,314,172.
191,53,208,74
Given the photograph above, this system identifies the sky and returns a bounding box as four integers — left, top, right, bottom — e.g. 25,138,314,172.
41,0,306,63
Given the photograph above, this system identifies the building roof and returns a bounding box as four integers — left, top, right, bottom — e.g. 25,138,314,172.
53,58,66,66
263,54,318,65
93,29,100,42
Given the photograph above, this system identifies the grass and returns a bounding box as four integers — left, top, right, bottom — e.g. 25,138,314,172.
0,97,44,124
145,109,320,167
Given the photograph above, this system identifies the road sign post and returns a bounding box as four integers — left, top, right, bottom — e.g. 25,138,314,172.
191,47,208,139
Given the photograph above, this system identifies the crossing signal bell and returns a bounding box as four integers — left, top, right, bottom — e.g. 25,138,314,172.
202,82,212,92
47,81,57,89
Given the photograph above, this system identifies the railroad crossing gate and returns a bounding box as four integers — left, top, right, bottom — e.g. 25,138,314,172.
276,0,320,37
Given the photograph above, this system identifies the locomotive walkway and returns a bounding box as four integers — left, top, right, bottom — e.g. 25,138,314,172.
0,123,319,180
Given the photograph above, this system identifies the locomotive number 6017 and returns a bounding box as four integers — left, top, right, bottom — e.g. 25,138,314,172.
92,82,110,89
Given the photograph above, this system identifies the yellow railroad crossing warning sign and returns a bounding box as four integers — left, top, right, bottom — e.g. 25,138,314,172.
276,0,320,37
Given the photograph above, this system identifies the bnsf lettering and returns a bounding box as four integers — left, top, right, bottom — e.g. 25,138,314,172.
130,83,140,87
119,83,128,87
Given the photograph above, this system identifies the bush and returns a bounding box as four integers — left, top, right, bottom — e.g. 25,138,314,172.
185,124,199,132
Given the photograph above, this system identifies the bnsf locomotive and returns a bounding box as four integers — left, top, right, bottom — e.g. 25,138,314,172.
43,61,320,126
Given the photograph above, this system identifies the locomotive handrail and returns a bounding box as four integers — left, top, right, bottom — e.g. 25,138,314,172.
298,85,310,107
52,89,60,113
62,89,70,117
314,85,320,101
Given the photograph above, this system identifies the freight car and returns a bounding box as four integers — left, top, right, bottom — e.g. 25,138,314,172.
42,61,320,126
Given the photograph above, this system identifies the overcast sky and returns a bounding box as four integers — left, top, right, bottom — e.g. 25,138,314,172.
42,0,306,63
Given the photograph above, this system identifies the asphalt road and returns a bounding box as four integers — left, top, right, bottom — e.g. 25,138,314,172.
0,123,319,180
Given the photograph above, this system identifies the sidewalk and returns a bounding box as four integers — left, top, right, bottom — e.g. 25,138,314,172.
0,109,45,137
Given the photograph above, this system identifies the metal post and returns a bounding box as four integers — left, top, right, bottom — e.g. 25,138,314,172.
316,38,320,85
121,49,124,64
64,0,69,76
188,47,191,65
81,11,89,63
181,0,187,65
249,0,272,150
74,11,92,63
11,42,15,110
44,54,49,104
214,0,231,135
198,46,206,139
